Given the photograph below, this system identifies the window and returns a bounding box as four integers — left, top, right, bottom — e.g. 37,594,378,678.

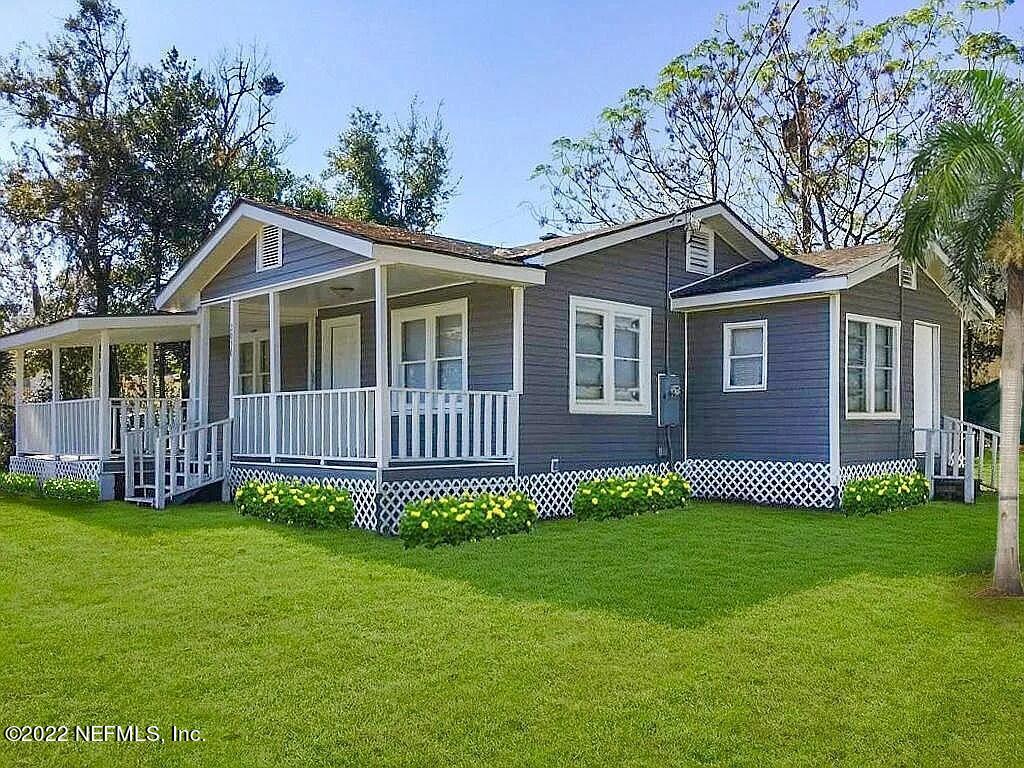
255,225,282,272
723,320,767,392
391,298,467,391
237,334,270,394
846,314,900,418
899,261,917,290
568,296,652,414
685,229,714,275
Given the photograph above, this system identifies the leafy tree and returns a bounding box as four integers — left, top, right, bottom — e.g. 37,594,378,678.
898,69,1024,595
312,98,458,230
534,0,1019,252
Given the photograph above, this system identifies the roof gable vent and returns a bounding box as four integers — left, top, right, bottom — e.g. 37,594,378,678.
899,261,917,290
256,225,283,272
686,229,715,276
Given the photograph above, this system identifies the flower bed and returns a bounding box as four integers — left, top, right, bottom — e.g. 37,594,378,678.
235,480,355,529
399,491,537,548
573,472,692,521
841,472,929,516
0,471,40,496
41,478,100,503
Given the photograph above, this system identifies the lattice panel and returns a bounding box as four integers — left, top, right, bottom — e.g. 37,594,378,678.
8,456,101,482
519,462,669,519
839,459,917,486
676,459,835,509
228,466,379,531
378,475,520,534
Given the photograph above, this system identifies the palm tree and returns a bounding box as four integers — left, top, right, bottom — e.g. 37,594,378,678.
899,69,1023,596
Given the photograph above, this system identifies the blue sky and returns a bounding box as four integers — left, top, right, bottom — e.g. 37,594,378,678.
1,0,1023,247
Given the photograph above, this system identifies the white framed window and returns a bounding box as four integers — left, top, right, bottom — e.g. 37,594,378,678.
255,225,283,272
568,295,652,415
237,332,270,394
390,298,468,391
723,320,767,392
846,314,900,419
685,229,714,275
899,261,917,290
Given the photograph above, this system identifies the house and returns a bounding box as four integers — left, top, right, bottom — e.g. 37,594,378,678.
0,198,999,530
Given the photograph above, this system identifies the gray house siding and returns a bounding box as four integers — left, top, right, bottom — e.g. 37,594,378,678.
201,230,369,301
839,266,962,464
685,299,830,462
517,229,736,474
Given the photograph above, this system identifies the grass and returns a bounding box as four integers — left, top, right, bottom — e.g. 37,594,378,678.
1,491,1023,766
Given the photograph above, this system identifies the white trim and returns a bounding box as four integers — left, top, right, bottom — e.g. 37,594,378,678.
228,300,239,421
0,313,198,352
722,319,768,392
959,315,965,420
671,277,848,311
685,229,715,276
311,281,475,312
912,320,941,446
201,260,377,305
523,202,779,267
389,297,469,391
567,295,653,415
320,314,362,389
156,202,375,309
844,313,901,420
683,312,689,461
828,293,840,486
306,318,316,389
374,265,390,473
198,305,210,423
373,244,546,285
512,287,524,393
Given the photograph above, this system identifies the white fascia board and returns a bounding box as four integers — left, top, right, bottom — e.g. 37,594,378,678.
155,202,375,310
523,202,778,267
0,313,198,352
843,255,899,287
670,277,848,311
374,245,546,285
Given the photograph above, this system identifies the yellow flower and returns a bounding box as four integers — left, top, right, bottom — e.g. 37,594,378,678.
410,509,420,518
591,498,598,505
421,520,429,529
329,505,336,513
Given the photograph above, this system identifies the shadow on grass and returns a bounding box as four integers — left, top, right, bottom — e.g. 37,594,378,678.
16,493,1000,630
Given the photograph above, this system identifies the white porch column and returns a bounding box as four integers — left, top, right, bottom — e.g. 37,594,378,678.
228,299,240,422
98,330,111,458
91,344,100,397
268,291,281,462
198,305,211,424
188,324,200,413
145,341,155,399
306,316,316,389
374,264,390,473
511,285,524,475
50,344,60,457
13,349,24,455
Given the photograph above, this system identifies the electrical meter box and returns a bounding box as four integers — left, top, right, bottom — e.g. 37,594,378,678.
657,373,682,427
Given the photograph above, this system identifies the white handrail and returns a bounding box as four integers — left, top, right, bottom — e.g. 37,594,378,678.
390,387,516,461
143,419,232,509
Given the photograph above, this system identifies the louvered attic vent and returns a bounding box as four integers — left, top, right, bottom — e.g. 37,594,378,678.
899,261,917,290
685,229,714,276
256,225,283,272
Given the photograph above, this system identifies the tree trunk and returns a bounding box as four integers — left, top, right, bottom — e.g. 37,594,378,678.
993,264,1024,595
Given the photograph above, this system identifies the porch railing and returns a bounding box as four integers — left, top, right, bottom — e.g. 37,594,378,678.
233,388,377,461
124,418,231,508
16,398,101,457
391,388,517,461
111,397,190,455
916,417,1001,503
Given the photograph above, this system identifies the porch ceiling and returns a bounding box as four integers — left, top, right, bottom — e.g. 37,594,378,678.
0,313,198,352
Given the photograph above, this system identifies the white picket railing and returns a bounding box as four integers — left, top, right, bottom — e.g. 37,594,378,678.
125,419,231,508
942,416,1000,491
111,397,190,454
390,388,517,461
917,417,1001,503
15,402,52,455
233,388,377,461
15,399,101,457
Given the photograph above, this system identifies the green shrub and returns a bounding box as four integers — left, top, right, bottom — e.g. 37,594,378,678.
41,477,100,502
234,480,355,529
573,472,693,521
842,472,929,516
0,472,40,496
399,491,537,548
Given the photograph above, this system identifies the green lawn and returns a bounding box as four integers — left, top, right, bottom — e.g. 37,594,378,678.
1,492,1023,767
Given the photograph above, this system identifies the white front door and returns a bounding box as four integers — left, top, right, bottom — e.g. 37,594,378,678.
321,315,361,389
913,322,940,453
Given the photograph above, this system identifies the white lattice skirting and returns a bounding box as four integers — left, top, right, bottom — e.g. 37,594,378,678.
230,458,844,535
839,459,918,487
8,456,101,482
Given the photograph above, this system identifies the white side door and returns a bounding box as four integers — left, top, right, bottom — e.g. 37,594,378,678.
913,322,940,453
321,315,361,389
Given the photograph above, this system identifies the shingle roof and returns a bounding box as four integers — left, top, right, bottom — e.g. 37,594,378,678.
241,198,519,264
503,214,677,260
671,242,895,298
